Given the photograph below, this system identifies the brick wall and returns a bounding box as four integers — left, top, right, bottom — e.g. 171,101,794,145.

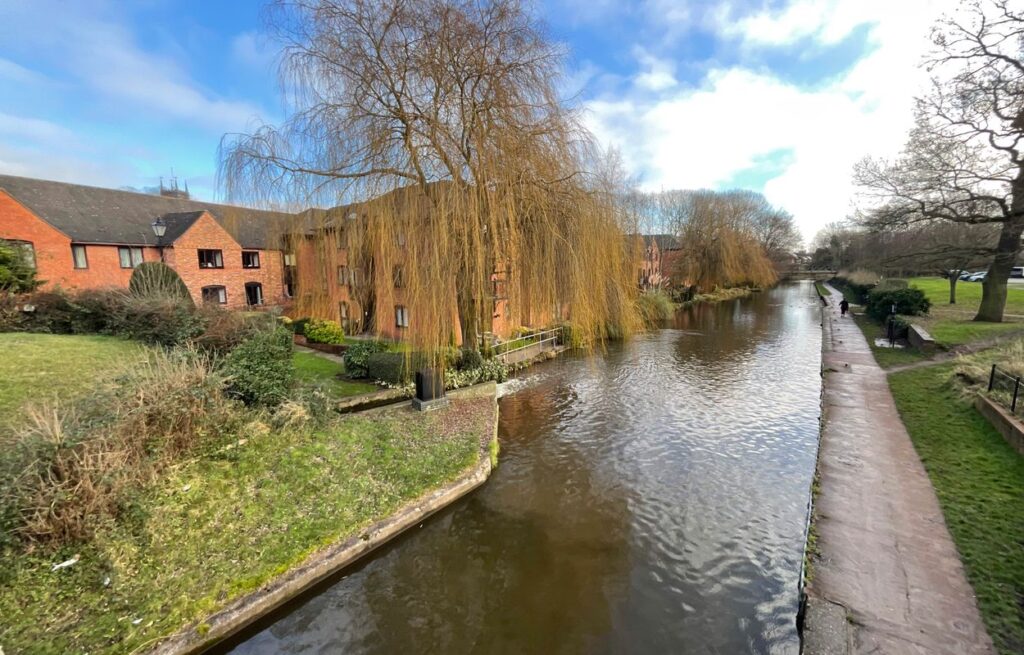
167,212,285,310
0,191,159,290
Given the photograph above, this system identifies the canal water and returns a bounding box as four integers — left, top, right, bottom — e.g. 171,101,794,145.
223,281,823,654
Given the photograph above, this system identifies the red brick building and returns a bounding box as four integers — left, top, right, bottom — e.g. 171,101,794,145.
0,175,289,309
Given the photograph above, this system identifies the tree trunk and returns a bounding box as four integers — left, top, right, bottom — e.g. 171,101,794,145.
976,171,1024,322
949,275,957,305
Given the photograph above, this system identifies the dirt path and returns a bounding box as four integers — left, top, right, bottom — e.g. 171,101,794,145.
804,284,994,654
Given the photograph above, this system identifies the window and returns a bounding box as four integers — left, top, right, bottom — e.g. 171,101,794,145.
244,282,263,306
393,265,404,288
118,246,143,269
339,301,349,320
198,249,224,269
395,305,409,328
397,232,406,247
201,285,227,304
242,251,260,269
6,240,36,270
71,244,88,269
337,265,350,286
283,253,296,266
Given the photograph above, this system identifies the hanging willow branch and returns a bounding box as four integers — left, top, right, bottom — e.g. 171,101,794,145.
218,0,642,358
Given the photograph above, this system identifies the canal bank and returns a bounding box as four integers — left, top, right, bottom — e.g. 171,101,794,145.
221,282,824,654
803,284,994,654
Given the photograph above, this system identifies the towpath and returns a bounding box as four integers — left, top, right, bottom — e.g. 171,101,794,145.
803,283,994,654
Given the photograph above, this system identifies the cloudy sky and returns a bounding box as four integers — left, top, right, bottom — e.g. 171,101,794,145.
0,0,956,241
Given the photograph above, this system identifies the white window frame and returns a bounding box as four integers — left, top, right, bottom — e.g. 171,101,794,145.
395,305,409,328
71,244,88,269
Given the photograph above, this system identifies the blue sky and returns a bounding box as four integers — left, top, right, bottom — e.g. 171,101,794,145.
0,0,953,241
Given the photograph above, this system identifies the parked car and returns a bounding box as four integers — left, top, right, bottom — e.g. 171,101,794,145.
1012,266,1024,279
959,271,979,280
967,272,987,282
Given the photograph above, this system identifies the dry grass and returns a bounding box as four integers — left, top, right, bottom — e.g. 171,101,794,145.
1,349,243,547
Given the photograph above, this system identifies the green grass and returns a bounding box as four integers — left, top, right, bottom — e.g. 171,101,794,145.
814,282,831,297
293,351,379,397
905,277,1024,347
0,333,147,426
888,364,1024,654
0,393,492,654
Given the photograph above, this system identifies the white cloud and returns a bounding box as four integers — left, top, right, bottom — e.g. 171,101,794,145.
633,47,678,91
0,1,266,134
584,0,958,242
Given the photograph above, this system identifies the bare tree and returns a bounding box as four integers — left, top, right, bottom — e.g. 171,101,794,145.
855,0,1024,321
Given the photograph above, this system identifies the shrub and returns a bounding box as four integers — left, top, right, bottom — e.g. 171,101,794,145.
457,347,484,371
221,326,294,407
865,287,931,321
636,290,675,327
128,262,193,304
304,318,345,344
17,290,79,333
117,295,205,346
344,340,389,378
190,306,257,358
68,287,130,333
478,358,509,383
1,349,241,546
289,317,311,335
366,351,432,385
887,315,911,339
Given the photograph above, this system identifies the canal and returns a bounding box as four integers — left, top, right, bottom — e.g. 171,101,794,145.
223,281,823,654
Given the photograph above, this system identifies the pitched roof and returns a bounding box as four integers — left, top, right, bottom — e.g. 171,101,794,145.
0,174,291,249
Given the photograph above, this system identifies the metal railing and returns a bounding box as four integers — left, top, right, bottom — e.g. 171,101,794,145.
988,364,1022,413
492,327,562,363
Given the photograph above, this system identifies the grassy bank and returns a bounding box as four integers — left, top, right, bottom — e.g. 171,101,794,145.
0,333,147,426
904,278,1024,346
0,394,493,654
851,311,930,369
292,351,378,397
888,364,1024,654
814,282,830,297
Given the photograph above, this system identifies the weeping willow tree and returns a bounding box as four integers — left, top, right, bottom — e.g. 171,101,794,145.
658,190,779,291
219,0,640,358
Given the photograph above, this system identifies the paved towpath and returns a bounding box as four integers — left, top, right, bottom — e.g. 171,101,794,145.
806,283,994,654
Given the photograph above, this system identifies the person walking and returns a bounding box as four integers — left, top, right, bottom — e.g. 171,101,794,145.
839,298,850,317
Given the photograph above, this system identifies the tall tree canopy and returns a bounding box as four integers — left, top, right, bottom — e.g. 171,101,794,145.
855,0,1024,321
220,0,640,354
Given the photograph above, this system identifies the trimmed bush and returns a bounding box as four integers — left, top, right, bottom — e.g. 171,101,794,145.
304,318,345,345
0,239,41,293
118,295,205,346
865,287,931,321
222,325,294,406
457,347,483,371
190,307,257,358
343,340,389,378
129,262,193,304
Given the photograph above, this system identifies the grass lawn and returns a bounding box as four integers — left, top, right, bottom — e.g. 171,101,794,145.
0,333,147,426
292,351,378,397
0,388,494,654
888,364,1024,654
905,277,1024,347
814,281,831,297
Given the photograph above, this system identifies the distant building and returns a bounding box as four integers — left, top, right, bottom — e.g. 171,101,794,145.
634,233,681,290
0,174,290,309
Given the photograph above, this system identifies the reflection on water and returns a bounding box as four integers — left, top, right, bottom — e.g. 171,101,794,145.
223,282,823,654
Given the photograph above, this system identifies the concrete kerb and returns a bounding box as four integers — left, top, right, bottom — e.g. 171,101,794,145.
144,383,500,655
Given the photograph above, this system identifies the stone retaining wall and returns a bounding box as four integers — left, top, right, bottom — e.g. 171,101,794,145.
974,395,1024,455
